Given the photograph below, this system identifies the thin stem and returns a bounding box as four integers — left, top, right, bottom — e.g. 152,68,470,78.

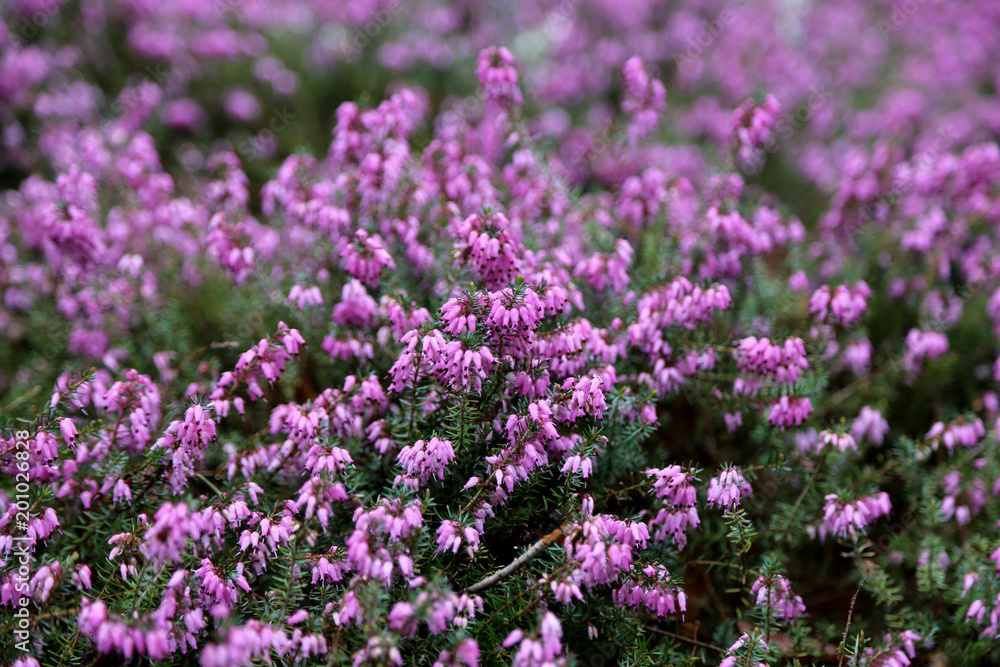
597,478,654,501
2,384,41,412
464,526,567,594
765,581,773,644
457,392,468,454
632,622,726,654
838,581,865,667
196,472,224,496
812,359,899,420
57,549,130,667
776,449,827,548
482,568,555,630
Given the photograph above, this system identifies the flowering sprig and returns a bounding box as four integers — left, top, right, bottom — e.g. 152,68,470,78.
3,13,1000,666
817,492,892,541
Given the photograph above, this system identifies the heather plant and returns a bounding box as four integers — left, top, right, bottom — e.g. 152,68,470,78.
2,1,1000,666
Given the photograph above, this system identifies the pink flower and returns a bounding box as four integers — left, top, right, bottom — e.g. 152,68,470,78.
340,230,395,287
855,630,921,667
387,329,446,393
153,403,218,492
345,499,424,586
602,517,650,549
629,278,731,357
200,620,282,667
388,601,417,635
903,329,949,375
840,339,873,374
486,286,543,333
311,549,350,585
433,341,495,393
731,94,782,172
735,336,809,384
59,417,77,445
206,213,276,285
646,466,697,507
73,564,92,590
440,293,484,336
646,465,701,548
452,210,522,290
941,471,986,525
332,279,378,328
613,564,686,617
926,417,985,453
818,429,857,453
750,574,806,622
287,284,323,309
145,503,200,565
505,612,565,666
724,411,743,431
818,492,891,540
851,407,890,445
559,375,607,421
768,396,813,428
720,633,768,667
621,56,666,144
436,520,463,556
434,638,480,667
788,271,809,292
560,453,594,479
809,282,871,327
574,240,634,293
296,476,349,529
476,46,522,107
707,467,752,512
395,437,457,489
454,639,480,666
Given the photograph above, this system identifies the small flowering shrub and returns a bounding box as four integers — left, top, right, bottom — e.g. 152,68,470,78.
2,1,1000,666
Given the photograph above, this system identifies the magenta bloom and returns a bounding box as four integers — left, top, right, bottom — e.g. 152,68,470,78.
768,396,813,428
818,492,891,540
707,467,752,512
750,574,806,622
809,281,871,327
476,46,522,107
622,56,666,144
395,437,457,489
734,336,809,384
851,406,890,445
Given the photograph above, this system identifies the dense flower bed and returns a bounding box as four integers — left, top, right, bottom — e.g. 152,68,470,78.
2,0,1000,665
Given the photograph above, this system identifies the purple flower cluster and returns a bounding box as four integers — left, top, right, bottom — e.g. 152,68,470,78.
809,282,872,327
3,0,1000,662
645,465,700,548
706,467,753,513
818,492,892,541
735,336,809,384
503,612,566,667
750,573,806,623
720,633,769,667
852,631,922,667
